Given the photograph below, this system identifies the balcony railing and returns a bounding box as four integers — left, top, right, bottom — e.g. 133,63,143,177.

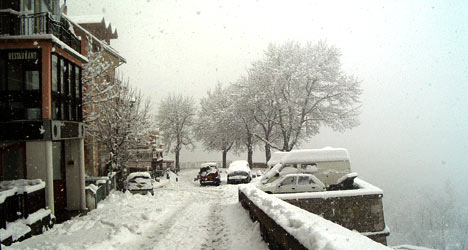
0,10,81,53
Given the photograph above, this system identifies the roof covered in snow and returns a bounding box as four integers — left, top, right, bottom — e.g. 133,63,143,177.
281,147,350,164
70,15,109,26
267,151,289,167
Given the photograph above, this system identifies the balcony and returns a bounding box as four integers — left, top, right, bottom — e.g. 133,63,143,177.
0,10,81,53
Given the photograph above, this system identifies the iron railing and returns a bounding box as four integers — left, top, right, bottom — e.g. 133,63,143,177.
0,10,81,53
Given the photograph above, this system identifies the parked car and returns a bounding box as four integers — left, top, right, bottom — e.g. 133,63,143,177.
198,162,221,186
259,173,326,194
227,160,251,184
261,148,352,188
125,172,154,195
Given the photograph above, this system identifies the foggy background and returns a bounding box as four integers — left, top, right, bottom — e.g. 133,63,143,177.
69,0,468,247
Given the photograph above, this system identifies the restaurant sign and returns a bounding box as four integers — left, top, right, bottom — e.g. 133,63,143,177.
8,50,38,60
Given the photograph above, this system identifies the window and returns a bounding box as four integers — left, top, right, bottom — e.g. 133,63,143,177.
59,58,64,94
26,108,41,120
52,54,58,92
51,54,82,122
7,63,22,90
25,70,39,90
0,50,41,121
280,176,296,186
298,176,315,185
75,66,80,98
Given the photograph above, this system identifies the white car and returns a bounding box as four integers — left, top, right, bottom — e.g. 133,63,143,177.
259,173,325,194
125,172,154,195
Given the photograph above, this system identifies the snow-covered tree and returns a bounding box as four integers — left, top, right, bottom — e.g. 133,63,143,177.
82,37,115,124
87,77,153,186
157,94,196,172
245,41,361,152
194,83,242,168
229,82,261,166
232,76,280,162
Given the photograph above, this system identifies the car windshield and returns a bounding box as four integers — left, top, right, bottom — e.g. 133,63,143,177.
1,1,465,250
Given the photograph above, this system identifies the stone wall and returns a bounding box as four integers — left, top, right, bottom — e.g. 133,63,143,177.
281,194,389,245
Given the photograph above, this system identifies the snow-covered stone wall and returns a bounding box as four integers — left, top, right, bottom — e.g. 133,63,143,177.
238,185,391,250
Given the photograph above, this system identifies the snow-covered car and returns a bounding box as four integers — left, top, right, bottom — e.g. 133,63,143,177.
259,173,326,194
125,172,154,195
261,148,351,187
227,160,251,184
198,162,221,186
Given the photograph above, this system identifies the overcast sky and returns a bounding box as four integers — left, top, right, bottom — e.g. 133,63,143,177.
68,0,468,196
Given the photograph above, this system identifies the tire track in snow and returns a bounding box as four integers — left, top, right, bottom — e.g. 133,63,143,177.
201,202,231,250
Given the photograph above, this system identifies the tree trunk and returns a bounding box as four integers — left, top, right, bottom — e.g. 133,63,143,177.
175,149,180,173
247,145,253,167
222,150,228,168
264,143,271,163
246,133,253,167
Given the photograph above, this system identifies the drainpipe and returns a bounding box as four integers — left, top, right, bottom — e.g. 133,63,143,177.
45,141,54,215
79,138,86,210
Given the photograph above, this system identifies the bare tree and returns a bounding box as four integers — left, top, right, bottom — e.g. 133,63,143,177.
157,94,196,172
246,41,362,152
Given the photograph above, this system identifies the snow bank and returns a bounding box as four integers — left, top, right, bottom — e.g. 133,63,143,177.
0,228,12,241
0,186,17,204
85,184,98,194
0,179,45,194
25,209,51,225
273,178,383,200
239,185,390,250
5,221,31,241
282,147,350,164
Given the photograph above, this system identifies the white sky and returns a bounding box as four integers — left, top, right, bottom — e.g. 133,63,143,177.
68,0,468,197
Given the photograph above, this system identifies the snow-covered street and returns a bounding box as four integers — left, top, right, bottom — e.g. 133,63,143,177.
5,169,267,250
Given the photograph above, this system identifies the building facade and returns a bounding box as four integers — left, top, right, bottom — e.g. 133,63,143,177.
0,0,87,220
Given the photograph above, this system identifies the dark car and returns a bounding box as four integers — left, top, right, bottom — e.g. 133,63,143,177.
227,160,251,184
198,162,221,186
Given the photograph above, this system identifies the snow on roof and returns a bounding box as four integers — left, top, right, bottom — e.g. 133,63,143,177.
126,172,152,181
70,15,107,25
0,34,88,63
281,147,350,164
267,151,289,167
63,14,126,63
239,185,390,250
228,160,250,173
273,177,383,200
